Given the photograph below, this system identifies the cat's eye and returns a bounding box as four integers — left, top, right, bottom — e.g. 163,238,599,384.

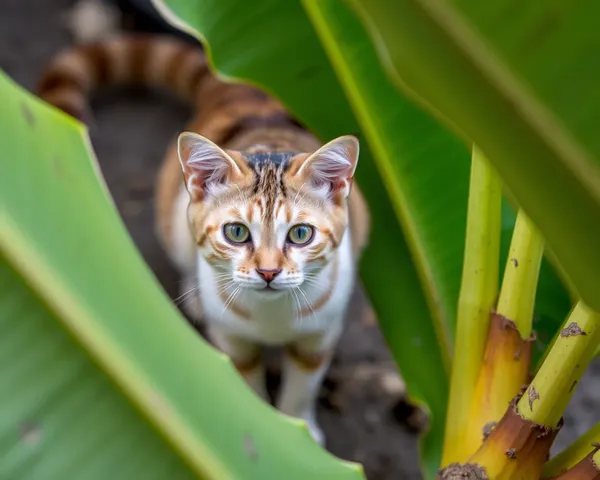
287,224,314,246
223,223,251,244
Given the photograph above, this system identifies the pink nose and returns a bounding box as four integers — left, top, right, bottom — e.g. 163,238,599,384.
256,268,281,283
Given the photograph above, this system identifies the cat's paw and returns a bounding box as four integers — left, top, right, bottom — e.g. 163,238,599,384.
304,418,325,446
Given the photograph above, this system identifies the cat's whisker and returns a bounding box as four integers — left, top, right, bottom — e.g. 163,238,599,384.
293,181,309,207
208,272,231,280
220,285,242,319
216,281,236,296
298,286,315,311
303,277,325,289
291,288,300,326
291,287,304,327
177,294,200,311
174,286,200,305
234,184,248,201
224,286,244,317
212,270,232,276
297,286,315,328
296,189,312,206
200,276,232,286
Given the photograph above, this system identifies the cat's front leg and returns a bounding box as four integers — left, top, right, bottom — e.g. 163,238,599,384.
207,326,269,402
277,333,338,446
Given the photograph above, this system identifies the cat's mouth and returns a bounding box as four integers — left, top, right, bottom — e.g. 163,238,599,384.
261,285,282,294
251,284,287,299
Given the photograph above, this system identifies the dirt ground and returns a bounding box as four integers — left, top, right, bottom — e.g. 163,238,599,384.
2,0,598,478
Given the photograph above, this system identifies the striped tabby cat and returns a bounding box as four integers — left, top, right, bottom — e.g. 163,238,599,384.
37,33,370,445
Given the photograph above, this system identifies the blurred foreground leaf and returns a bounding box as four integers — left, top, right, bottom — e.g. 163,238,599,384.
0,71,363,480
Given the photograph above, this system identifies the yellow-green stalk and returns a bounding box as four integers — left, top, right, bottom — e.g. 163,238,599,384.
461,210,542,466
594,449,600,473
496,211,544,338
518,302,600,427
442,146,502,464
543,421,600,476
545,447,600,479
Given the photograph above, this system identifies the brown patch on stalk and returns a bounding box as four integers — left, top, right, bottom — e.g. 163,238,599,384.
437,463,488,479
467,312,534,456
561,322,587,337
528,385,540,410
567,381,577,393
482,421,497,441
548,448,600,479
469,393,561,479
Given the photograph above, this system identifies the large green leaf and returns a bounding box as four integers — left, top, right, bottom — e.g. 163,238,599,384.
0,71,363,479
300,0,570,361
153,0,572,476
348,0,600,311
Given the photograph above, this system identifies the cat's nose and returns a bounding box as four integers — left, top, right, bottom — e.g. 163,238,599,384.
256,267,282,283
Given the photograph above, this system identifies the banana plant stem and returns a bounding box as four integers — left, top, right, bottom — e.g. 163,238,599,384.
546,448,600,479
543,421,600,476
593,449,600,471
517,302,600,427
496,210,544,339
442,146,502,464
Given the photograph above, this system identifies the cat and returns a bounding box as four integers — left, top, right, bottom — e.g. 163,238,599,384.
37,32,370,445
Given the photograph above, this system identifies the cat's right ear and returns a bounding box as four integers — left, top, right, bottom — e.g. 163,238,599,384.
177,132,249,200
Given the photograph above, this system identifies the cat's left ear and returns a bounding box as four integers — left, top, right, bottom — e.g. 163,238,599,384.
296,135,359,198
177,132,250,200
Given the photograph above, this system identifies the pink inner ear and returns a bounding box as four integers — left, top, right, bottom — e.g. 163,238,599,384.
186,145,232,184
310,157,353,182
304,137,359,189
178,133,239,198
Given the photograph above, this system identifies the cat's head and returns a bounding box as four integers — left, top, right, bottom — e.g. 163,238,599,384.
177,132,359,297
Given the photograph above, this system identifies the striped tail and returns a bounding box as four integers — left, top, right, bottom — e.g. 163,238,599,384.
37,34,208,122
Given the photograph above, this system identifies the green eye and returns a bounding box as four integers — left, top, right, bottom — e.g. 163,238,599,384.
224,223,250,244
287,225,314,245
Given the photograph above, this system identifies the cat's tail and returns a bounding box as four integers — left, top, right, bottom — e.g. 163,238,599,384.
37,33,208,122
